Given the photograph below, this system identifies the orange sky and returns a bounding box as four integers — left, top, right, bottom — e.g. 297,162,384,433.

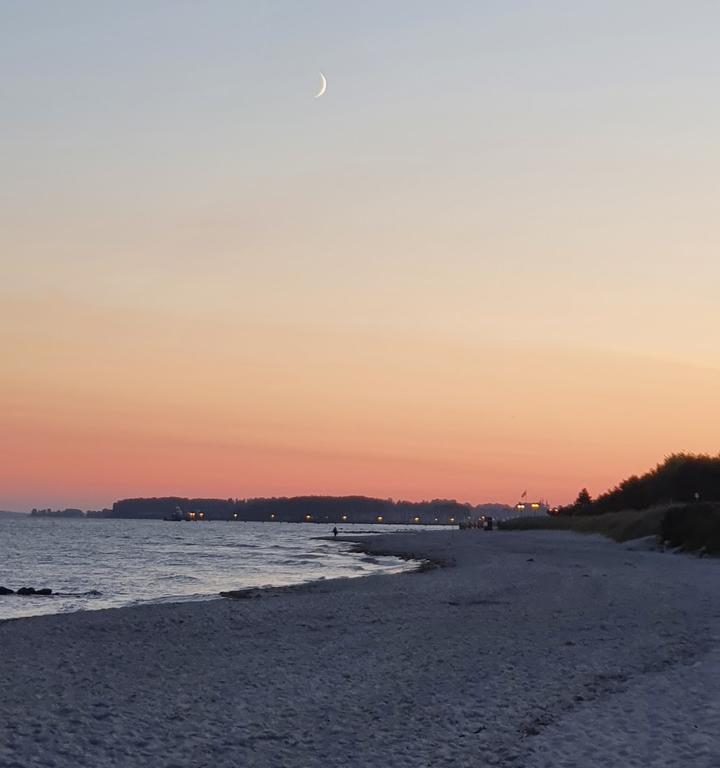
2,3,720,510
2,293,719,509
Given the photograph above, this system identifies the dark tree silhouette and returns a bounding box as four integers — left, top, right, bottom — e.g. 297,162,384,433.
575,488,592,506
561,453,720,516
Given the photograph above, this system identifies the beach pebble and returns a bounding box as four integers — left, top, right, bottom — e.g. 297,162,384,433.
219,589,259,599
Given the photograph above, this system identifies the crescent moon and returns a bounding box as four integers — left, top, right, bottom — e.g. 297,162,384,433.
315,72,327,98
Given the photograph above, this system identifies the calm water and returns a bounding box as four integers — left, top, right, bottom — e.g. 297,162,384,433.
0,517,431,620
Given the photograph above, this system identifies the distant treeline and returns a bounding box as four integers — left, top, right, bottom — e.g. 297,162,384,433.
562,453,720,516
30,508,85,518
90,495,478,524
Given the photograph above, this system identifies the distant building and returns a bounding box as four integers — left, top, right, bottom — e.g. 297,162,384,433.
514,501,549,516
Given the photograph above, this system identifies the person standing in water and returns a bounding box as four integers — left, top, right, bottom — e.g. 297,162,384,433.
332,526,338,538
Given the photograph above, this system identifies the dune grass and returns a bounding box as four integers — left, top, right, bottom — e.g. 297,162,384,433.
499,503,720,554
499,506,669,543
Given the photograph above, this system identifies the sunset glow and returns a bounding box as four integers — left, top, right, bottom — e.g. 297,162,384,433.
3,2,720,510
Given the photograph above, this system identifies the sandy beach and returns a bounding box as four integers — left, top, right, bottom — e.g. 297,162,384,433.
1,530,718,768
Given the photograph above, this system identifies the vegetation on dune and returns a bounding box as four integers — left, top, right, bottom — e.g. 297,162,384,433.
500,503,720,554
501,454,720,554
498,506,668,543
562,453,720,516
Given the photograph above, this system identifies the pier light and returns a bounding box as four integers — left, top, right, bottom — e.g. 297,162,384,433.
233,512,238,519
305,514,312,522
376,515,384,523
341,515,347,521
412,516,420,523
531,503,540,509
449,517,455,523
270,513,275,520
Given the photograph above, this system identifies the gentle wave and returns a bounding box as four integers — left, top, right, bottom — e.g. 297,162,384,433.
0,519,432,620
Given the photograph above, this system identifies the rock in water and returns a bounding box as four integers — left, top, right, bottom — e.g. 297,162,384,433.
0,586,14,595
17,587,36,595
35,588,53,596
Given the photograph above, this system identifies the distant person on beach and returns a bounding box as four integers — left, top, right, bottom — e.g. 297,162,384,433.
332,526,338,538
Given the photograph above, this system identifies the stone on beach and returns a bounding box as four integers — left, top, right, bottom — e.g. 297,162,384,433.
219,588,260,599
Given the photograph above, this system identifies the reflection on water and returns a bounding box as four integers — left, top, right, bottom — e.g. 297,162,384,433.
0,519,436,620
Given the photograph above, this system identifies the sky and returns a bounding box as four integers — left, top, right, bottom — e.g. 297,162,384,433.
2,1,720,510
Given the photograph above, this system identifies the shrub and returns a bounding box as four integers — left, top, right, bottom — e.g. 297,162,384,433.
660,503,720,554
562,453,720,517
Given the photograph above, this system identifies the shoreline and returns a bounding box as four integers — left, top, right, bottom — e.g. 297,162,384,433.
0,533,434,623
0,528,425,623
1,529,718,767
329,533,455,570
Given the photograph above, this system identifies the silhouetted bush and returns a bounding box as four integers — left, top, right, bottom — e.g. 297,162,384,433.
562,453,720,516
661,503,720,554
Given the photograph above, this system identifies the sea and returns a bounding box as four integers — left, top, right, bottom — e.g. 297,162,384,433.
0,516,434,621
